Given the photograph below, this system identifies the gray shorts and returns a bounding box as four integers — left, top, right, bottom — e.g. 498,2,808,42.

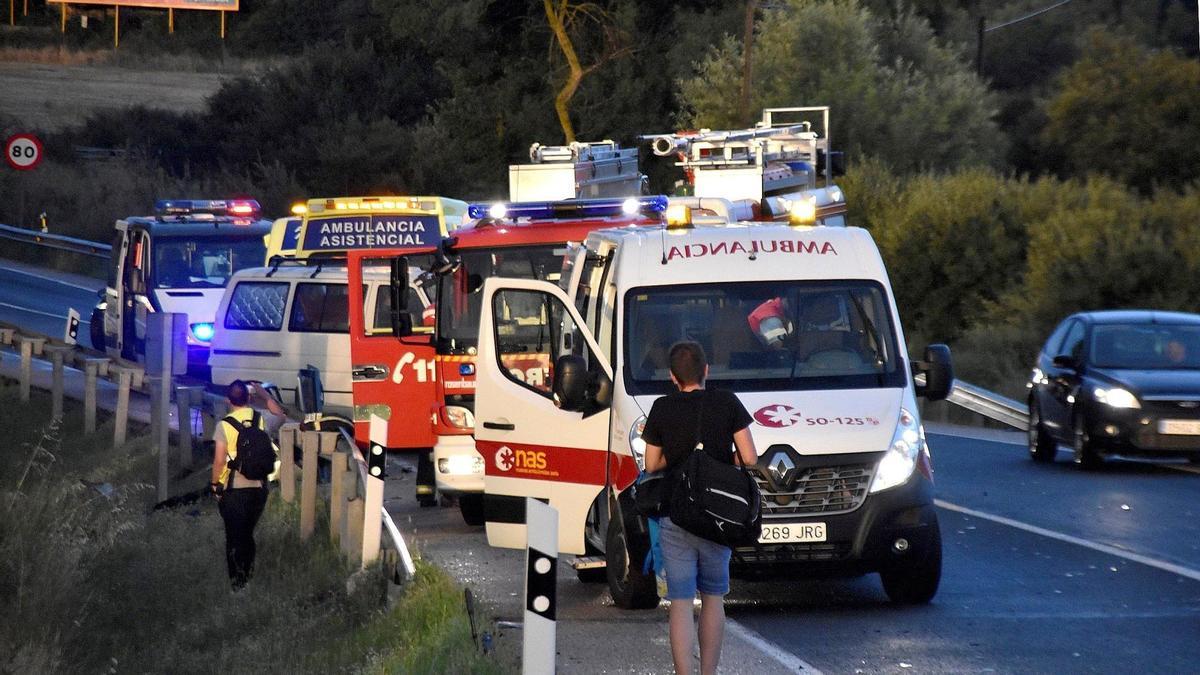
659,518,732,599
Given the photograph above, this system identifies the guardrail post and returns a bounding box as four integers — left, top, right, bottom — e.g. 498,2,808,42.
344,495,365,567
16,336,45,402
176,385,203,470
83,357,109,433
329,449,349,544
524,498,559,675
202,393,222,450
278,424,298,503
0,327,14,346
112,366,134,447
362,415,387,567
43,344,73,419
300,430,319,541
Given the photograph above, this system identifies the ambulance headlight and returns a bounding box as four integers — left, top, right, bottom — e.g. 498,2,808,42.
629,415,648,470
189,322,215,342
443,405,475,429
869,408,923,494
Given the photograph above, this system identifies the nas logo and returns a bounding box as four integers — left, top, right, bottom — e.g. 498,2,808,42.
495,446,547,472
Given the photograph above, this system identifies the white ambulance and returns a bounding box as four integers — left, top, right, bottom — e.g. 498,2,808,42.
472,219,954,608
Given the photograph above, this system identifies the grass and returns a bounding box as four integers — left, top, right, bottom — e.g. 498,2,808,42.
0,384,512,674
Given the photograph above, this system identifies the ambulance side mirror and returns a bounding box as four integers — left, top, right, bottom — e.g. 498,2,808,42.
914,344,954,401
389,257,413,338
553,354,589,411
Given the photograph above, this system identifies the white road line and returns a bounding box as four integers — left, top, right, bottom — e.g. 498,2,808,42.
0,263,100,292
726,618,824,674
0,301,91,325
935,499,1200,583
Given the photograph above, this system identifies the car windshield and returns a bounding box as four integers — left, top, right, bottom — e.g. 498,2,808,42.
436,245,568,353
624,280,906,394
1090,323,1200,369
153,235,265,289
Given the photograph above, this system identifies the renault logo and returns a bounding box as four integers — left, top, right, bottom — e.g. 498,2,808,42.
766,451,798,490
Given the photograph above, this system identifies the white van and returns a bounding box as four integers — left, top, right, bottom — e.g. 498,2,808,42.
472,221,953,608
209,263,433,416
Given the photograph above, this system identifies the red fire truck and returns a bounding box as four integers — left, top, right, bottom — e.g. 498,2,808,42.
430,196,670,523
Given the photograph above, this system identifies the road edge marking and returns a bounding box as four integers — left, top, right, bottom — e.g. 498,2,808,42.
726,617,824,674
935,498,1200,583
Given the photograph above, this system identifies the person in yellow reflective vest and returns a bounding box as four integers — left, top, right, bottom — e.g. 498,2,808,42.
210,380,285,589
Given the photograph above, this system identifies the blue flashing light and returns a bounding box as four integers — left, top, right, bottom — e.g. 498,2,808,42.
459,363,476,376
190,322,215,342
467,195,668,221
155,199,261,217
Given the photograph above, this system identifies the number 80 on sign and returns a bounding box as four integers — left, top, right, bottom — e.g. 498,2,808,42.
5,134,43,171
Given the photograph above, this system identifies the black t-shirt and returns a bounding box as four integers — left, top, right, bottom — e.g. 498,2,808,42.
641,388,753,472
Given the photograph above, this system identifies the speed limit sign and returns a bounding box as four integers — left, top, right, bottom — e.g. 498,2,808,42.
5,134,43,171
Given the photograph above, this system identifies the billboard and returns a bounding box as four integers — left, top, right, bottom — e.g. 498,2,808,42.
48,0,238,11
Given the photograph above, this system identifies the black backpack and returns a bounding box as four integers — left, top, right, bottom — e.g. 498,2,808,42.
668,395,762,547
224,411,275,483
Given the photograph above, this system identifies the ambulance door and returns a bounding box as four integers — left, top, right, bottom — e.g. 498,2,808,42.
116,229,150,358
103,229,128,356
346,252,437,450
475,277,612,554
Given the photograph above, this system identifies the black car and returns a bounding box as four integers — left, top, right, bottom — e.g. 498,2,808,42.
1028,310,1200,468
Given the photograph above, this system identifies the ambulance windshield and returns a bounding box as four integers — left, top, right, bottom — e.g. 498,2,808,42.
153,235,266,289
437,245,568,353
624,280,905,394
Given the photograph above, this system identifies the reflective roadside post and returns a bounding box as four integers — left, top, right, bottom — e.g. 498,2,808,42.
147,312,185,504
524,498,558,675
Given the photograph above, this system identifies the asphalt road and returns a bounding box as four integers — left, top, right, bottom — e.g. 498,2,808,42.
7,256,1199,672
386,428,1200,674
0,258,102,341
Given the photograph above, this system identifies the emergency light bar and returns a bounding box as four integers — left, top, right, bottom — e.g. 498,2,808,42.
155,199,261,217
306,196,440,214
467,195,669,221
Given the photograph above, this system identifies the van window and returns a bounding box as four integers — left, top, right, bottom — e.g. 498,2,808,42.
290,283,351,333
225,282,289,331
153,235,265,289
373,285,429,335
624,280,905,394
491,288,587,398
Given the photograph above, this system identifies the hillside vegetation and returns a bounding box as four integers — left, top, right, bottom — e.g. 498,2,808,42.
1,0,1197,392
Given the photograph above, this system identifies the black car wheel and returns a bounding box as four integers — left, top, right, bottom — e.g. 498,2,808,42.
880,521,942,605
1072,412,1103,469
1028,399,1058,463
606,516,659,609
458,493,485,526
89,306,106,351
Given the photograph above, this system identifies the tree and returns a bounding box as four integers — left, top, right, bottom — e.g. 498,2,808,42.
677,0,1001,173
1041,29,1200,194
542,0,632,143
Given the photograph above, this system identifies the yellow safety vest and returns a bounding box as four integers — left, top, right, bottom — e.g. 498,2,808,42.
217,407,279,485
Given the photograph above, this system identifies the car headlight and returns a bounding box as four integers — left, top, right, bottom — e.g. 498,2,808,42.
629,415,647,470
869,408,924,494
1094,387,1140,409
443,405,476,429
438,455,484,475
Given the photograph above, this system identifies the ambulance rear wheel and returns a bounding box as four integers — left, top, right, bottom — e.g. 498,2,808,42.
459,493,485,526
606,516,659,609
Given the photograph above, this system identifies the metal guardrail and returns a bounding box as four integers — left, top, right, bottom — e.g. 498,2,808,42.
945,378,1029,430
0,223,111,259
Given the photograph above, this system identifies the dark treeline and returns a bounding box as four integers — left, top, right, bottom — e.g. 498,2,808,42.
2,0,1199,389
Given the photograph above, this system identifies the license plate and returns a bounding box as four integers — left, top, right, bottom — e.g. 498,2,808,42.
1158,419,1200,435
758,522,826,544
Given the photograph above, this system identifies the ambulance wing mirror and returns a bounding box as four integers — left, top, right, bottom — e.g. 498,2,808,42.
389,257,413,338
297,364,325,415
553,354,611,416
913,344,954,401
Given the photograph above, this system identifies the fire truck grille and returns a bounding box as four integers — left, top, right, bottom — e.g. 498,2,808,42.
753,463,873,519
